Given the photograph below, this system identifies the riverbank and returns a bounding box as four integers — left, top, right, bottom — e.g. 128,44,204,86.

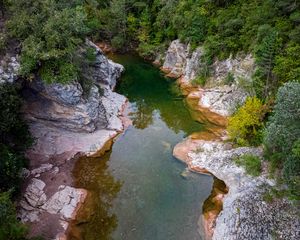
158,40,300,239
15,42,131,240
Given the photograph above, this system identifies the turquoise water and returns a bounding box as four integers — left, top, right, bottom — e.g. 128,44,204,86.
73,55,213,240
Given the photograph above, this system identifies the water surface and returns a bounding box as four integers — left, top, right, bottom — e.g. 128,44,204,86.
73,55,213,240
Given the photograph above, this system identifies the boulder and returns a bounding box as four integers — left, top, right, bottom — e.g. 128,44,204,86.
42,185,86,220
24,178,47,208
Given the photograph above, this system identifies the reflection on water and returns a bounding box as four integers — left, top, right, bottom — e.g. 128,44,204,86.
115,55,202,135
71,151,122,240
71,55,214,240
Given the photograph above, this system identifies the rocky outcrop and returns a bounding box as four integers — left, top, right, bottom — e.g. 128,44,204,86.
0,54,20,83
160,40,255,118
22,41,125,133
195,85,249,117
16,41,128,240
19,177,87,231
86,40,124,90
161,40,189,78
207,53,255,87
174,139,300,240
182,46,204,83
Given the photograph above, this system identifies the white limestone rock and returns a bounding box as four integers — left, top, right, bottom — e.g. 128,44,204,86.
24,178,47,207
42,185,85,220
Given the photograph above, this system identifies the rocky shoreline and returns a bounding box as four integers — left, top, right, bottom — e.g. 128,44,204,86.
0,41,129,240
159,39,300,240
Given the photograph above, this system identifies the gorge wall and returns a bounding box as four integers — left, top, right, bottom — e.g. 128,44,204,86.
1,41,128,240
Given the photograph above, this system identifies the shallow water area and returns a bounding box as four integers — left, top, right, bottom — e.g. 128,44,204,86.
72,55,214,240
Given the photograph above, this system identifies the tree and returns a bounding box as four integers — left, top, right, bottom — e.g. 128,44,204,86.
273,43,300,83
254,29,280,99
264,82,300,196
6,0,90,83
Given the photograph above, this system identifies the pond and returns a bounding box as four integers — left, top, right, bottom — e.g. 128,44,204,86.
72,55,213,240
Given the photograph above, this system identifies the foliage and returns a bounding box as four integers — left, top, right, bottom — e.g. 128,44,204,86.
234,154,261,176
0,145,25,192
6,0,92,83
273,43,300,83
224,72,235,85
228,97,265,146
254,29,281,99
264,82,300,198
0,191,27,240
0,84,32,150
0,32,7,53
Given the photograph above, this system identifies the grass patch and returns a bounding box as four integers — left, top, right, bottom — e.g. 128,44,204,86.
234,154,261,176
191,76,206,86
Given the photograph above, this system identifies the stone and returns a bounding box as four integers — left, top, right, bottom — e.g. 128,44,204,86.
42,185,86,220
160,40,254,118
207,54,255,87
31,163,53,176
21,168,31,179
197,85,249,116
24,178,47,207
182,46,204,83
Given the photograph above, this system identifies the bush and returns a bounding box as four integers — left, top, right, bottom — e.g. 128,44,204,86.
228,97,265,146
234,154,262,176
224,72,235,85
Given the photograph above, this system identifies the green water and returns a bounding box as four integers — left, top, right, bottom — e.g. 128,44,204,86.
73,55,213,240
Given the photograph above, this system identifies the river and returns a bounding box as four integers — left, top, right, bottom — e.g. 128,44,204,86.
72,55,213,240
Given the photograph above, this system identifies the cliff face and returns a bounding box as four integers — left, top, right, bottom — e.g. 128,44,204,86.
160,40,255,118
22,40,125,133
0,41,128,239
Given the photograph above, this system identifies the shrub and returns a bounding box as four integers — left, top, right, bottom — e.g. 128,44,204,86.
228,97,265,146
191,76,206,86
0,191,27,240
224,72,235,85
234,154,262,176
